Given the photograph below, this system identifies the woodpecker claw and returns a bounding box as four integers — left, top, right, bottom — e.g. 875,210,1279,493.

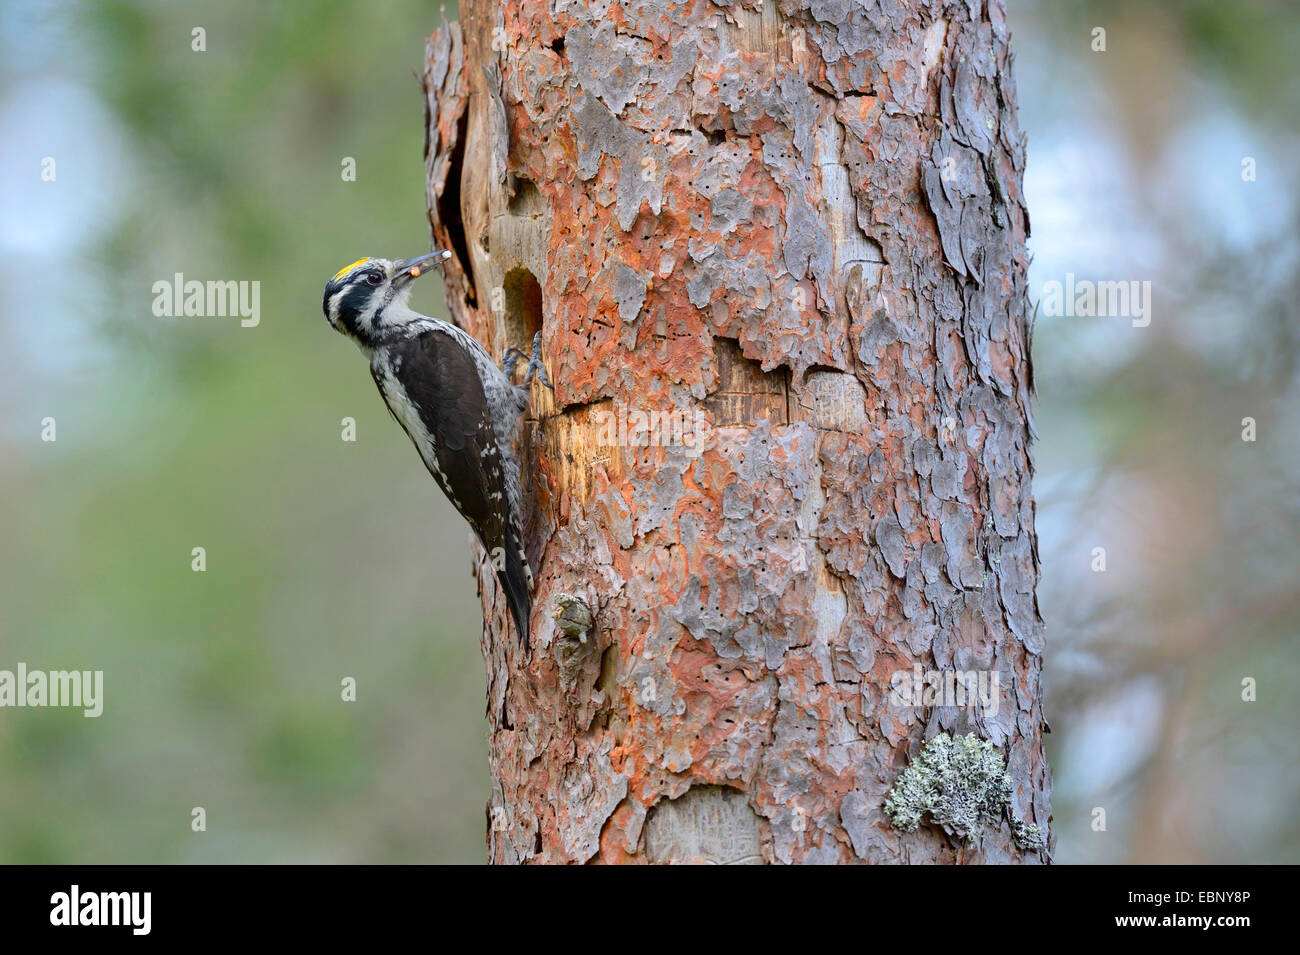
502,333,552,390
500,347,527,381
522,331,553,390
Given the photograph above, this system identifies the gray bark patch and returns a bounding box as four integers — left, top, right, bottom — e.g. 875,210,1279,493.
645,786,763,864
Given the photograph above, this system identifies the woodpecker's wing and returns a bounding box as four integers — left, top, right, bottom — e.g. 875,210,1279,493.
374,329,531,644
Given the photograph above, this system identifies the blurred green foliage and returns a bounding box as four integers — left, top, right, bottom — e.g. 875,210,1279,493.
1025,0,1300,863
2,0,489,863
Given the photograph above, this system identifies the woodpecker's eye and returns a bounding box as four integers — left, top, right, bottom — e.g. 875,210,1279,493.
366,271,383,286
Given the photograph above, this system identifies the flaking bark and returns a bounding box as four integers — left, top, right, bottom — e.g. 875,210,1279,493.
421,0,1050,864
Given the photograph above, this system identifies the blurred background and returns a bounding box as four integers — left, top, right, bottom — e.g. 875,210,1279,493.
0,0,1295,863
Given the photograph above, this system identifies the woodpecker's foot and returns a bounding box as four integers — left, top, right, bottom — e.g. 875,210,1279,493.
521,331,553,390
500,347,528,381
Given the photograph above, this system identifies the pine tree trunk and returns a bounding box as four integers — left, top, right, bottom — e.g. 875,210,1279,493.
421,0,1050,864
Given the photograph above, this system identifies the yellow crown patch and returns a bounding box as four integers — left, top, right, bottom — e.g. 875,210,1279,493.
332,258,371,282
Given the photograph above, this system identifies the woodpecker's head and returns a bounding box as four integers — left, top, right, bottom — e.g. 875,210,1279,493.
322,250,451,346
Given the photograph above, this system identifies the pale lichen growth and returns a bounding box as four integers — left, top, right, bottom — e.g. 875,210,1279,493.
884,733,1044,852
552,592,594,641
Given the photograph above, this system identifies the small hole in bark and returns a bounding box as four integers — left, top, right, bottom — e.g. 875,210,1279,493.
508,177,543,217
502,266,543,356
550,36,565,55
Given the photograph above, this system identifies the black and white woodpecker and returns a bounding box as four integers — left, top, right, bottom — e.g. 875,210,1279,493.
321,251,548,645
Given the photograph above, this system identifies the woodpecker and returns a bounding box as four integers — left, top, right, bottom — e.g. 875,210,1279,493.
322,251,549,645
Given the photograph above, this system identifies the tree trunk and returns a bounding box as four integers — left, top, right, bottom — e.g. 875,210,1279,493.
421,0,1050,864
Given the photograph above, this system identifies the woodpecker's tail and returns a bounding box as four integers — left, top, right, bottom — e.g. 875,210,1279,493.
499,525,532,647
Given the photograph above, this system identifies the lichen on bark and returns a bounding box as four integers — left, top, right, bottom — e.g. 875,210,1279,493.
884,732,1044,851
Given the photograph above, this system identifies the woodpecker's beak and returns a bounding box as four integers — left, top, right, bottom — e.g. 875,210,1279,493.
393,250,452,285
